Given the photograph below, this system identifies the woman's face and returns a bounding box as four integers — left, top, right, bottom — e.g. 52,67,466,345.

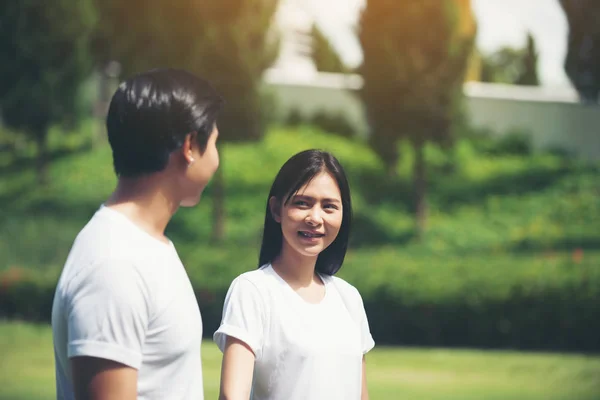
271,171,344,260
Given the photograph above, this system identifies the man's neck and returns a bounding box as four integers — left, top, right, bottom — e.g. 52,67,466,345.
104,174,179,243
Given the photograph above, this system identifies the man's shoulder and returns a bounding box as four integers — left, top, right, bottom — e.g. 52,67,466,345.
69,206,157,265
60,209,153,290
74,206,129,242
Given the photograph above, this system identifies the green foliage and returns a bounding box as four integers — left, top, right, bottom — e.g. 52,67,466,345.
3,249,600,351
358,0,477,236
0,0,96,182
518,34,540,85
2,126,600,351
90,0,157,71
480,32,540,86
464,129,533,156
311,24,350,74
91,0,281,241
284,109,359,139
93,0,280,142
189,0,281,141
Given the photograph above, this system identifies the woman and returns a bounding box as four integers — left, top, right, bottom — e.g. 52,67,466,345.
214,149,375,400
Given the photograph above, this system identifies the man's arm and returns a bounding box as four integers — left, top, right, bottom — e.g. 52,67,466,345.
66,261,150,400
71,356,137,400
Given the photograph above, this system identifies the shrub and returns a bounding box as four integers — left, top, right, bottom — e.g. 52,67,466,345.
2,250,599,352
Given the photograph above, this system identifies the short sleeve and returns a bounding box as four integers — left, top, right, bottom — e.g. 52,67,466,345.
66,260,151,370
213,276,266,359
353,288,375,354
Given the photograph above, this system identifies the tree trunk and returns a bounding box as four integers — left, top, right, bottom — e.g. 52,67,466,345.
94,61,118,148
35,129,49,185
387,160,397,178
93,66,110,148
413,141,427,240
211,156,225,243
386,146,400,178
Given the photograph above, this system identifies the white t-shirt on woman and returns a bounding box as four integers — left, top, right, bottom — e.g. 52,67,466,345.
213,264,375,400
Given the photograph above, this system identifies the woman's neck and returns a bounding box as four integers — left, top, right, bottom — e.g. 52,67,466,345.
271,245,320,289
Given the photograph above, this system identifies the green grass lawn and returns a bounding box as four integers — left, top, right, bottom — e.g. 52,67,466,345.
1,322,599,400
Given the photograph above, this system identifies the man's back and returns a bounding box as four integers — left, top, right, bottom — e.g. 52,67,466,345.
52,205,204,399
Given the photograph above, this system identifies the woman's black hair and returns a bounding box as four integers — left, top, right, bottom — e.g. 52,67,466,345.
258,149,352,275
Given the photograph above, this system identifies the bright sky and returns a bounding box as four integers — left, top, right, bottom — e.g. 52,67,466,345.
302,0,570,87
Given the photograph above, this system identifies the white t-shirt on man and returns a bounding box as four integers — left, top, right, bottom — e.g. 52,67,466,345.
51,205,204,400
214,264,375,400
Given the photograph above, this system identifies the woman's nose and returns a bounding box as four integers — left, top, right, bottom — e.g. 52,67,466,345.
305,207,323,225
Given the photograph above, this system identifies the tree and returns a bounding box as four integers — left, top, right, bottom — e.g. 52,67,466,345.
191,1,280,242
559,0,600,103
91,0,158,76
311,24,349,73
359,0,476,238
464,48,483,82
92,0,280,242
89,0,161,144
480,32,539,86
515,33,540,86
0,0,96,184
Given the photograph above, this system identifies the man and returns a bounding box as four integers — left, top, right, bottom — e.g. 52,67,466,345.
51,68,224,399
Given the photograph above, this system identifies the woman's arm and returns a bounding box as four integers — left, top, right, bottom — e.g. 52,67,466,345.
361,355,370,400
218,336,256,400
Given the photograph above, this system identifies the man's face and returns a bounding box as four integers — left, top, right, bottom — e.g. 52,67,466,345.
179,126,220,207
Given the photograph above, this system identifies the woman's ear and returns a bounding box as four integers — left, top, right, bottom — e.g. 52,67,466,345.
269,196,281,223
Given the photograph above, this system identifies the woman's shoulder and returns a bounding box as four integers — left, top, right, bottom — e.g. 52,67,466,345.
328,275,363,301
229,264,277,290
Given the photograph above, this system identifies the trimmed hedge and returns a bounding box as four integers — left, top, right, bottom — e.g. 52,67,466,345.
2,252,599,353
362,282,600,352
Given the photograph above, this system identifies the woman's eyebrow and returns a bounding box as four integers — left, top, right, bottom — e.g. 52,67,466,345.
293,194,340,203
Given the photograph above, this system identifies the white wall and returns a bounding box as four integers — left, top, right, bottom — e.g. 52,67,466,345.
464,96,600,160
263,72,600,162
263,70,368,136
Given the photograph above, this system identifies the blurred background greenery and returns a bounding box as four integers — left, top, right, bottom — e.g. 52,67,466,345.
1,0,599,399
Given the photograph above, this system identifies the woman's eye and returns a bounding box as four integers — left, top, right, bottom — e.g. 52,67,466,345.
325,204,339,210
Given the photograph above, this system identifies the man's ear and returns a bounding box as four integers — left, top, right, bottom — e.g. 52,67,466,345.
269,196,281,223
181,131,197,165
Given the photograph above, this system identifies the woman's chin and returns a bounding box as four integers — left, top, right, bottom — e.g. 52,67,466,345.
293,242,328,258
